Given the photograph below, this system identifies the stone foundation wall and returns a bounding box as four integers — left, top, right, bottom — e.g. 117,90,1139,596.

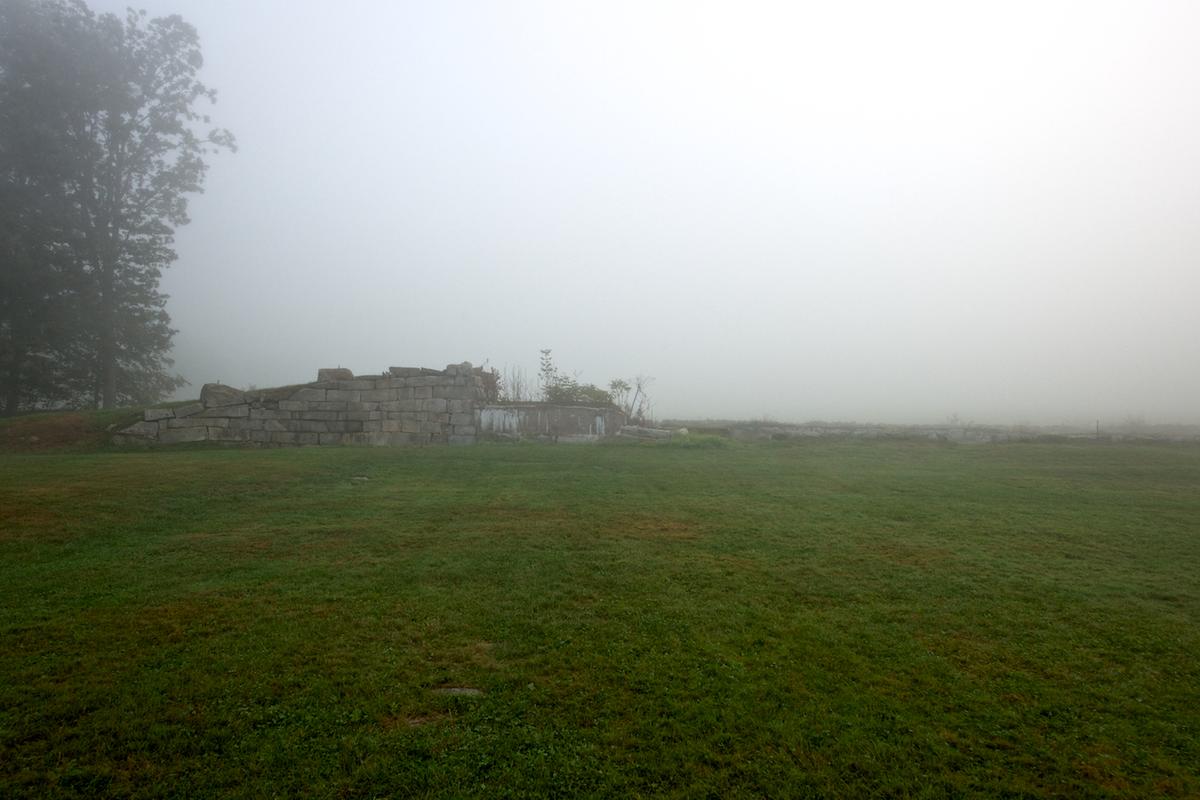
116,362,485,446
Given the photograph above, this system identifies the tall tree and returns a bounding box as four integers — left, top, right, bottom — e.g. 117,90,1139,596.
0,0,94,413
0,0,232,412
79,6,234,408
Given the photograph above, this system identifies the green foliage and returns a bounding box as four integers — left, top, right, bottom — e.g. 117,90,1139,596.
0,0,233,412
537,348,613,406
1,441,1199,796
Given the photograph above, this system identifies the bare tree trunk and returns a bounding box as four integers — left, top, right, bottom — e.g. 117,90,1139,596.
3,312,29,415
2,354,21,416
98,266,116,409
92,227,118,408
99,337,116,408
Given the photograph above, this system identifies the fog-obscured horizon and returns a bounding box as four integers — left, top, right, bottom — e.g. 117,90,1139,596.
88,0,1200,425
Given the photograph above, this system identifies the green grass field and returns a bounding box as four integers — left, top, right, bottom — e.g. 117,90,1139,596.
1,437,1197,798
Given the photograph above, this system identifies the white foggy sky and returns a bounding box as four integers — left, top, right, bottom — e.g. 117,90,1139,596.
90,0,1200,424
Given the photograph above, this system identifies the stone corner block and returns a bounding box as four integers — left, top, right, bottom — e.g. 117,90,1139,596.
120,420,161,438
201,383,247,408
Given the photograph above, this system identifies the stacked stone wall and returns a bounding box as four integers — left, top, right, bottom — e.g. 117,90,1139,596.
116,362,484,446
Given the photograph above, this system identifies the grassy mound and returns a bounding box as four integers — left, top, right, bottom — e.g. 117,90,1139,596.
0,408,145,453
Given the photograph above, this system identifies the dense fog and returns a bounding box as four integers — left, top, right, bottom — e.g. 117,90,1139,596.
85,0,1200,424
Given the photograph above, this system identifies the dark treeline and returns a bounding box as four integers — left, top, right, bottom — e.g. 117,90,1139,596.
0,0,231,414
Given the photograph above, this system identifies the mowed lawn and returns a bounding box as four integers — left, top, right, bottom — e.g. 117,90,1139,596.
1,440,1197,798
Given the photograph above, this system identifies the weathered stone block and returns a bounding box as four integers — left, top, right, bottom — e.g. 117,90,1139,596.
358,388,394,402
166,417,211,428
306,401,347,412
144,408,173,422
380,420,403,432
436,385,473,400
388,367,422,377
248,430,272,443
420,398,449,413
122,420,160,437
318,432,344,445
209,427,248,442
160,426,209,444
454,425,477,436
289,388,326,402
271,432,298,444
449,434,475,445
263,419,290,432
293,420,329,433
340,411,373,421
201,383,246,408
450,413,474,426
318,368,354,381
226,418,264,432
250,408,291,420
413,386,433,399
296,410,340,421
448,399,473,413
173,402,204,418
278,400,306,411
296,432,320,445
325,389,360,402
401,419,421,434
200,404,249,418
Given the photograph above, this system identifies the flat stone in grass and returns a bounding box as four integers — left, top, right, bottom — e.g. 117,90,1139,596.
432,687,483,697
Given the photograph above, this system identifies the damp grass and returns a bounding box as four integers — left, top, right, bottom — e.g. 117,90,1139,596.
1,440,1198,798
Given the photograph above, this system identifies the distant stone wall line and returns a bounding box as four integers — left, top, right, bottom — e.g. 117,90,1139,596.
116,362,630,447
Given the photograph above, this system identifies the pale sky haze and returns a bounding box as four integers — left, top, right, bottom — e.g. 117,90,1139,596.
86,0,1200,424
